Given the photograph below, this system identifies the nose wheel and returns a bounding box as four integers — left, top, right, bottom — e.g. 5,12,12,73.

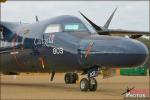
80,66,99,92
80,78,97,91
80,78,89,91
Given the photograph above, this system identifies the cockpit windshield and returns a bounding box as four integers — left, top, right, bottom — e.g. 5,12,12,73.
44,15,97,34
63,23,88,32
62,22,97,34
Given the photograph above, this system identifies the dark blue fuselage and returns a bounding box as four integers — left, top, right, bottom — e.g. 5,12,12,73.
0,15,149,73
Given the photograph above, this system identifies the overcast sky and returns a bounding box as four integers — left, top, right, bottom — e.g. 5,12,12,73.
1,1,149,31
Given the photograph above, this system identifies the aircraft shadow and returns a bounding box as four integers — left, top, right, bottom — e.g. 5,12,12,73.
1,82,80,91
1,82,121,96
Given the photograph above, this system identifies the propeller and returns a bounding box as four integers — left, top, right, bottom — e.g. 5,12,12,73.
79,8,117,35
79,8,148,39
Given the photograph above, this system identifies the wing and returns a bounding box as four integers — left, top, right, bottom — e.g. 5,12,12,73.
104,29,150,39
98,29,150,38
107,29,150,35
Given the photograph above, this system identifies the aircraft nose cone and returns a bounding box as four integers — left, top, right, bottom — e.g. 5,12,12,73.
124,38,149,66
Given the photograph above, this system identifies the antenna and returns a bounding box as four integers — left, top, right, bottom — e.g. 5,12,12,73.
35,16,39,22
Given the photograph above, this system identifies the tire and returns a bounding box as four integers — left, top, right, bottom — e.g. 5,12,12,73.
80,78,89,91
65,73,78,84
72,73,78,83
64,73,70,84
69,74,75,84
89,78,97,91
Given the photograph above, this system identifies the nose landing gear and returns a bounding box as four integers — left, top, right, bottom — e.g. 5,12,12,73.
80,77,97,91
80,66,99,92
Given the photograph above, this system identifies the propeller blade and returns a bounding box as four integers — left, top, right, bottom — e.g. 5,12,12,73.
79,11,103,32
104,8,117,28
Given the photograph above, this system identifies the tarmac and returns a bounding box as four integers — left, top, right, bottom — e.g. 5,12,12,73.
0,73,149,100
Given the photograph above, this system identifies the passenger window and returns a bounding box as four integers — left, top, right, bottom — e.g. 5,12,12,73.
44,24,61,33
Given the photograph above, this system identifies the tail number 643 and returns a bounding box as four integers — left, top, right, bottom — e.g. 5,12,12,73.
53,48,63,54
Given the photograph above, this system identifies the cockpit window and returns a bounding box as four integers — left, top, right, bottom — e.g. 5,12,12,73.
63,23,88,32
44,22,96,34
44,24,61,33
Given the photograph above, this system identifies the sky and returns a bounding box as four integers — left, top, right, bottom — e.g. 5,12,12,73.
1,1,149,31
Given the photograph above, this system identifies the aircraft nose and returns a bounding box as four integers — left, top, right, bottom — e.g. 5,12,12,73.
123,38,149,66
79,36,149,67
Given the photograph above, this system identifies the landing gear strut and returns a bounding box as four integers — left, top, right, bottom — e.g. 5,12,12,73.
64,73,78,84
80,66,99,92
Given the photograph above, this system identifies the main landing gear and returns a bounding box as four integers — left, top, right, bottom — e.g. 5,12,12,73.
80,66,99,92
64,73,79,84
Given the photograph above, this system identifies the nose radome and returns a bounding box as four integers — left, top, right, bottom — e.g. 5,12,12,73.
110,37,149,66
125,38,149,65
126,38,149,55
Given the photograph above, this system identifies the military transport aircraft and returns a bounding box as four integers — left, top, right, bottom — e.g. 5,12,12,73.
0,9,149,91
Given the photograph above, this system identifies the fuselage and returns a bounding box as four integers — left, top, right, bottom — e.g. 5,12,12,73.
0,15,149,73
